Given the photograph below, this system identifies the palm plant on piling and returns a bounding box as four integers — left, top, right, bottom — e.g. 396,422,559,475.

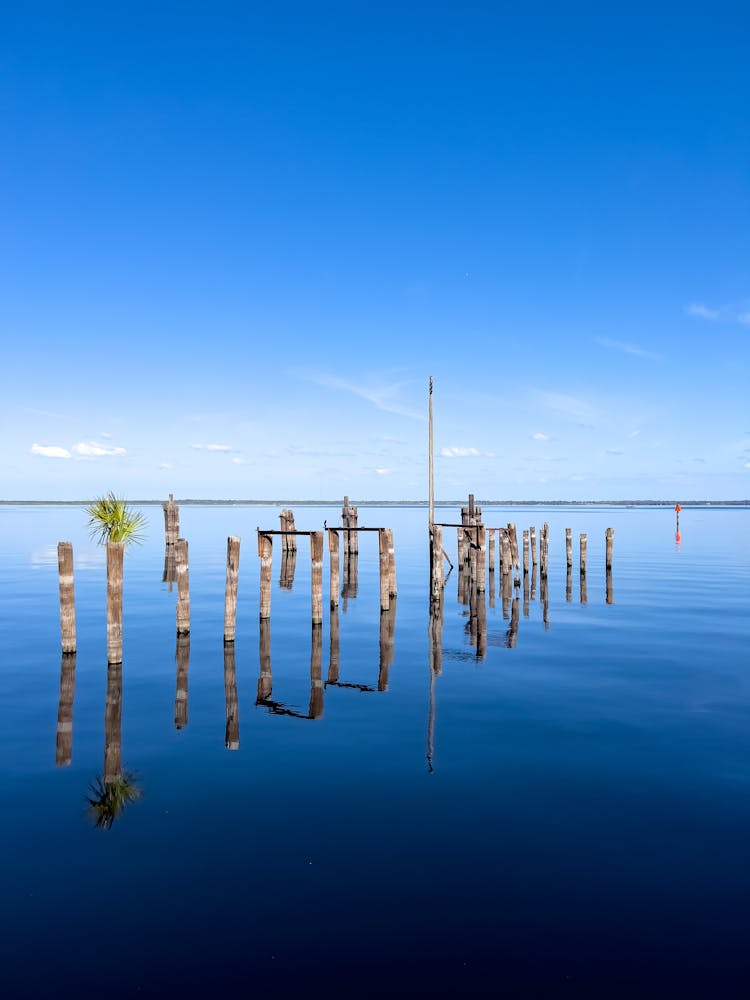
85,493,146,663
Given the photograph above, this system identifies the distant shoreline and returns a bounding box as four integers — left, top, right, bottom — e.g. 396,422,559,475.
2,499,748,508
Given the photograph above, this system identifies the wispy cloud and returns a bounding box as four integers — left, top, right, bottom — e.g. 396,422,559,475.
596,336,660,360
192,443,232,452
304,373,425,421
440,446,496,458
72,441,126,457
374,468,393,475
534,390,596,423
531,432,549,441
158,462,174,470
685,303,721,320
605,449,624,456
30,443,71,459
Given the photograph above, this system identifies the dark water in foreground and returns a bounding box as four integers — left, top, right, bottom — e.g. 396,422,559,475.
0,504,748,996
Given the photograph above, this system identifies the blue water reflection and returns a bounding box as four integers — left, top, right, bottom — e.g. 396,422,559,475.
0,503,748,994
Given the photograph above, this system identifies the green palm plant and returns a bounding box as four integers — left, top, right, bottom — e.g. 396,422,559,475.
85,493,146,662
86,772,142,831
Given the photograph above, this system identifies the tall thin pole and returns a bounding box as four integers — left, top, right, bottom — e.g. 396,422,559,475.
428,376,434,526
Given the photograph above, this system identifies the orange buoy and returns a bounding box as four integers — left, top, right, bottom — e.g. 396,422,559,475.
675,504,681,512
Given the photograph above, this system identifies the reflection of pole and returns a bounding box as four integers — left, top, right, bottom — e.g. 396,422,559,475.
427,596,443,774
309,626,324,719
675,503,681,544
174,633,190,730
104,660,123,783
428,376,434,527
56,653,76,766
258,619,272,700
328,606,340,683
606,569,614,605
379,601,396,691
224,642,239,750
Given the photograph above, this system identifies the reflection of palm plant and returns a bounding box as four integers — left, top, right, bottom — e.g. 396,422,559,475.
85,493,146,663
86,772,142,830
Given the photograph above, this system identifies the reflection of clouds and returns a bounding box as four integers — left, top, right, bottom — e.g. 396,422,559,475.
31,546,105,569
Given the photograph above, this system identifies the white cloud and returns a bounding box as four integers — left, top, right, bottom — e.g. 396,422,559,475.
72,441,126,457
374,468,392,475
441,446,480,458
192,443,232,452
685,303,720,320
595,336,660,360
30,443,71,459
304,372,425,421
531,432,549,441
158,462,174,470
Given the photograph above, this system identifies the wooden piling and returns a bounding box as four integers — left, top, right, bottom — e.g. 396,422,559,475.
565,527,572,568
328,529,340,609
258,532,272,620
488,529,495,577
476,524,486,593
310,531,324,625
386,528,397,597
500,528,511,577
175,538,190,636
540,523,549,578
55,653,76,767
430,524,444,604
224,641,239,749
57,541,76,654
508,523,520,571
522,530,529,576
279,549,297,589
530,526,538,566
605,527,614,571
223,535,241,643
579,532,587,576
280,509,297,551
163,493,179,546
106,541,124,663
174,633,190,730
378,528,390,611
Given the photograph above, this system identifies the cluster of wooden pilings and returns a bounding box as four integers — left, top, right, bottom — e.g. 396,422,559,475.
429,494,615,659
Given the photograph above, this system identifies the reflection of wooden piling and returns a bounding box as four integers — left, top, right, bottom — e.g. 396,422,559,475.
523,567,530,616
505,597,519,647
223,535,241,642
488,529,495,578
258,619,272,700
379,529,390,611
429,595,444,676
280,509,297,551
566,527,572,568
162,546,177,590
606,568,614,605
163,494,179,547
56,653,76,766
104,660,122,783
342,551,358,607
309,626,324,719
476,588,487,659
605,527,614,571
541,574,550,629
501,569,512,619
476,525,486,593
258,532,272,620
566,564,572,602
579,532,587,577
106,541,124,663
379,602,396,691
57,541,76,654
531,563,537,601
224,641,239,749
328,530,340,609
311,531,323,625
175,538,190,635
174,633,190,730
328,607,340,683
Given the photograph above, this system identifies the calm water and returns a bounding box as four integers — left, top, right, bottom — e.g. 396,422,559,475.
0,503,748,996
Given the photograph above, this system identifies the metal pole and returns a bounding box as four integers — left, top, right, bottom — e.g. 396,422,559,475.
428,376,434,527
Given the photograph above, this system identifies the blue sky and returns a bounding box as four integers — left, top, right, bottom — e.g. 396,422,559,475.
2,1,748,500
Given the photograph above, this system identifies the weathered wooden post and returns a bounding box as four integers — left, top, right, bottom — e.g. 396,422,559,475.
386,528,397,597
540,523,549,578
258,531,272,620
328,529,340,609
175,538,190,636
522,530,529,576
280,509,297,551
279,549,297,590
57,541,76,654
378,528,391,612
224,641,240,749
488,528,495,578
500,528,511,578
508,523,520,571
579,532,587,577
605,527,614,571
55,653,76,767
223,536,241,643
106,541,124,663
476,524,486,593
349,505,359,554
311,531,324,625
328,606,340,684
566,527,573,568
174,633,190,730
258,619,272,700
309,625,324,720
530,526,538,566
163,494,179,547
430,524,444,604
